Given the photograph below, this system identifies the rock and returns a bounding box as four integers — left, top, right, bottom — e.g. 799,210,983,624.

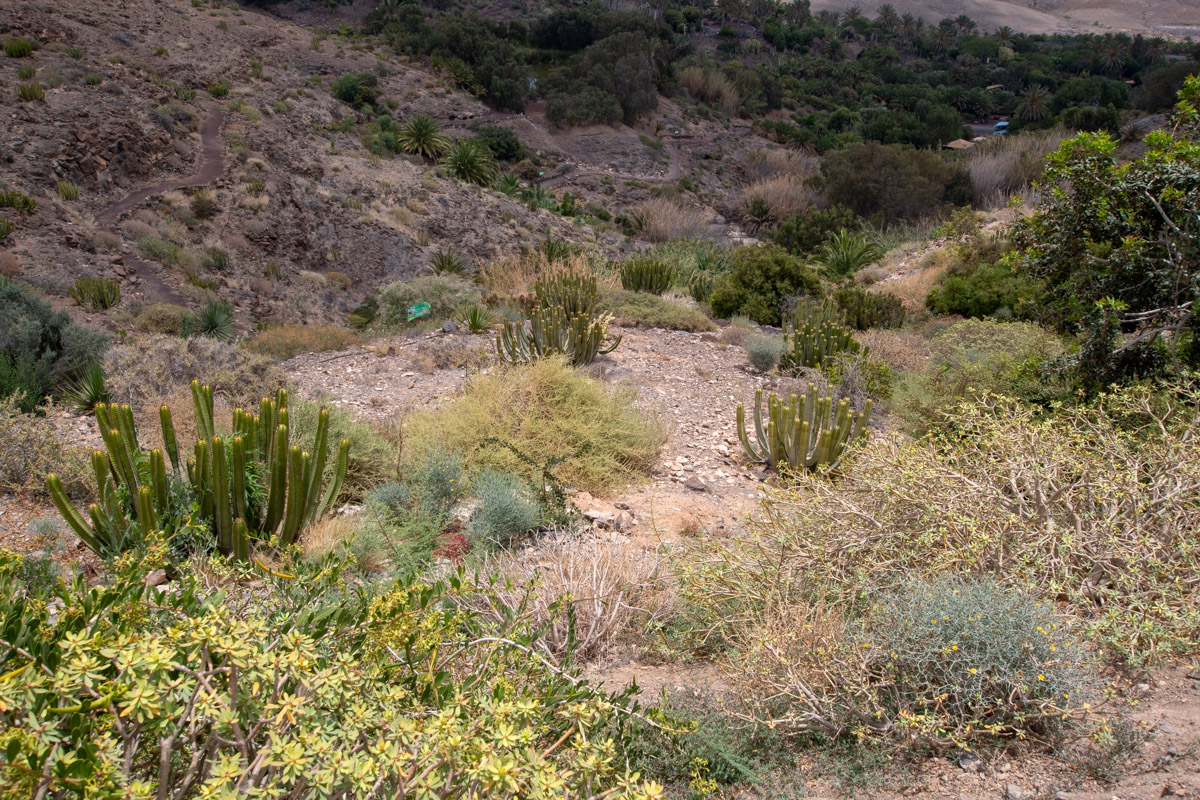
1006,783,1025,800
957,750,982,773
613,512,634,531
442,320,459,333
684,476,710,493
583,509,614,528
145,569,168,588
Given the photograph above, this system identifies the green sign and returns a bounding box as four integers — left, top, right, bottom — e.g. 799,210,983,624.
407,302,431,322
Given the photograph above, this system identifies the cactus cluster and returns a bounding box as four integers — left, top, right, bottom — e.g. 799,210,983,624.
736,384,871,471
497,271,620,366
778,298,866,372
47,380,349,561
497,303,620,367
620,257,675,295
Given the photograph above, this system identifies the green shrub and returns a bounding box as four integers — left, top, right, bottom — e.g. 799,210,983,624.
395,114,450,159
619,257,674,294
926,237,1042,319
403,357,666,494
821,142,972,225
84,72,102,85
772,206,860,256
604,289,716,332
137,236,184,265
207,81,229,97
378,275,481,325
4,38,34,58
468,469,542,550
474,125,524,161
744,334,783,372
16,66,34,80
832,285,906,330
331,72,379,108
441,139,497,186
17,82,44,102
190,187,219,219
69,276,121,311
55,181,79,201
0,278,107,412
0,551,657,799
201,246,229,270
709,245,822,326
0,190,37,214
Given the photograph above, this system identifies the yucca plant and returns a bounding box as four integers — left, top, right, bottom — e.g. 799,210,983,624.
539,237,576,263
46,382,350,561
395,114,450,159
462,303,496,334
441,139,497,186
494,173,520,196
736,384,871,471
186,300,236,340
69,276,121,311
64,363,110,414
56,180,79,201
177,87,196,102
84,72,103,86
688,271,714,303
17,83,44,102
429,248,466,275
778,298,865,371
816,230,885,278
620,257,675,294
65,45,84,59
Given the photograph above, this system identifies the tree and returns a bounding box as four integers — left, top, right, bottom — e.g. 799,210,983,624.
1015,86,1051,121
1012,78,1200,386
821,142,971,224
875,4,898,32
710,245,823,325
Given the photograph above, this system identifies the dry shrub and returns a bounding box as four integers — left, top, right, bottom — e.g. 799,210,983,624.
119,219,156,241
104,334,288,412
246,324,360,361
402,356,666,494
678,66,741,114
739,175,817,225
0,251,20,278
0,396,90,502
132,303,190,334
472,535,674,663
963,130,1066,208
744,149,819,181
877,248,952,312
480,251,614,301
408,336,493,373
632,197,707,243
90,230,122,252
686,385,1200,668
301,514,356,561
857,327,930,375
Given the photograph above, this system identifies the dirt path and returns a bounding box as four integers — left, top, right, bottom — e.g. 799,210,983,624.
540,138,683,189
92,106,226,307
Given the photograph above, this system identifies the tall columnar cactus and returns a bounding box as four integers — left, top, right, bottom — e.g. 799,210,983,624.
778,298,866,372
534,272,598,318
736,384,871,471
497,303,621,367
619,257,675,294
47,380,349,561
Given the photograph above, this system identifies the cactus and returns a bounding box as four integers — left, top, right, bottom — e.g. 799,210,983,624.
534,272,597,318
778,298,866,372
47,380,349,561
620,257,674,294
497,303,621,367
736,384,871,471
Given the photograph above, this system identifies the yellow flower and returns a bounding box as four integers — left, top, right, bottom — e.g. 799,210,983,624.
969,668,977,674
1037,674,1045,681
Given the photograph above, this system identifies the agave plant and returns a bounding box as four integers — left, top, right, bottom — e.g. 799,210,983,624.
815,230,885,278
64,363,110,414
69,276,121,311
494,173,521,196
186,300,236,341
441,139,497,186
429,248,466,275
461,303,496,334
0,218,13,242
395,114,450,159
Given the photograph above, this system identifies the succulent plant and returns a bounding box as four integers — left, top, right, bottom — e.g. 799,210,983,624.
736,384,871,471
496,304,620,367
619,257,674,294
778,298,865,372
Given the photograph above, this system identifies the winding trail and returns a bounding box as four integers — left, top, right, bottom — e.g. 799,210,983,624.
93,106,226,306
539,138,684,189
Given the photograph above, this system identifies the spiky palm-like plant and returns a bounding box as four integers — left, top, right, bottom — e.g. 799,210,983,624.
816,230,885,278
65,363,110,415
187,301,236,341
429,248,466,275
1016,86,1051,121
441,139,497,186
395,114,450,159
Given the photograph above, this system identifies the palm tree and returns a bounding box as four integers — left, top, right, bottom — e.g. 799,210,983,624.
843,5,863,24
876,3,898,32
1016,86,1051,121
441,139,497,186
900,13,919,41
955,14,977,36
994,26,1014,48
395,115,450,159
931,27,954,56
1099,40,1128,75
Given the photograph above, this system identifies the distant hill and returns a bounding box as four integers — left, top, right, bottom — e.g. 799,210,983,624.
809,0,1200,39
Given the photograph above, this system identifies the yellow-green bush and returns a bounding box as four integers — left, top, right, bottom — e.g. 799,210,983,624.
245,324,360,360
403,356,665,494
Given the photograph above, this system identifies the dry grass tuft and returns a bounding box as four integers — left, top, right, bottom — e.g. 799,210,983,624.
962,130,1066,209
677,66,741,115
480,251,613,301
631,197,707,243
744,149,819,181
876,248,953,312
739,175,817,225
857,328,931,375
246,325,361,361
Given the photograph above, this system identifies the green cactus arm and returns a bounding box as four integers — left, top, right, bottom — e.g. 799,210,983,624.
736,404,765,462
136,486,159,534
280,446,306,546
232,518,250,562
194,439,214,520
259,396,274,462
598,329,622,356
47,474,104,553
316,438,350,520
303,409,330,524
149,449,168,511
116,405,140,459
232,436,249,527
211,436,232,554
191,381,215,443
160,405,181,474
263,425,289,536
100,424,139,497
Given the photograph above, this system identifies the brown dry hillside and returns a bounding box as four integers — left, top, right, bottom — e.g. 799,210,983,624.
811,0,1200,38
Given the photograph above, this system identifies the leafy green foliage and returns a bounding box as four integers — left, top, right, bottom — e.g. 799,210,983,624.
832,285,905,330
473,124,525,161
772,206,860,256
815,230,885,277
395,114,450,159
441,139,498,185
4,38,34,58
821,143,972,225
710,245,822,326
0,190,37,214
331,72,380,108
69,276,121,311
0,278,107,412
